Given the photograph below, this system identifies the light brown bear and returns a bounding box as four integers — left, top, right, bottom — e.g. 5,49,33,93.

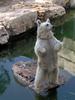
34,19,63,92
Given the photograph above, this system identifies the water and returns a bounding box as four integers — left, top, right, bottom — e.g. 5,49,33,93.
0,10,75,100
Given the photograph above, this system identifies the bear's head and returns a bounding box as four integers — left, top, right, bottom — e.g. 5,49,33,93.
36,19,54,39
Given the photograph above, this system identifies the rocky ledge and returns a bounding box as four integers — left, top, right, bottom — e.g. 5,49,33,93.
0,0,66,44
12,60,73,94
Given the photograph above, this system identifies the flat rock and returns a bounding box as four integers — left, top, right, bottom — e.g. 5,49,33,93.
58,37,75,75
12,60,73,94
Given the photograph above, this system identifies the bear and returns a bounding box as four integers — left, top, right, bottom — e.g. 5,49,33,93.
34,19,63,93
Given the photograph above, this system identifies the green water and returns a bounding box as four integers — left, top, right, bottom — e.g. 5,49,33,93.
0,10,75,100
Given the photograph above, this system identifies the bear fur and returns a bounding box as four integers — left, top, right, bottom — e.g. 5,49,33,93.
34,19,63,92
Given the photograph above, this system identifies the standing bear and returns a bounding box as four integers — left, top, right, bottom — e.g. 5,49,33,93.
34,19,63,92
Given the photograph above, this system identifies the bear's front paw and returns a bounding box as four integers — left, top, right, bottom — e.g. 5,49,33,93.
61,42,63,47
41,48,46,53
38,48,46,56
54,42,63,51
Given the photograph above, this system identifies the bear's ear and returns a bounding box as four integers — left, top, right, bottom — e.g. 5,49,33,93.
46,18,50,23
36,19,41,26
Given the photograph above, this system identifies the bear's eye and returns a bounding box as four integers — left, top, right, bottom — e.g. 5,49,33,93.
46,24,49,27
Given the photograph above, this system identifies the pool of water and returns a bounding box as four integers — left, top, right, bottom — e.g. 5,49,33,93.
0,10,75,100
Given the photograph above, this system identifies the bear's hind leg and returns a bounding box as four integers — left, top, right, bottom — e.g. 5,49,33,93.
49,68,59,85
34,67,45,92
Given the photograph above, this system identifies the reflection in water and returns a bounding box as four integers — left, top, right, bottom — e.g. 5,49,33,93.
36,89,57,100
0,66,10,94
54,18,75,41
0,37,35,58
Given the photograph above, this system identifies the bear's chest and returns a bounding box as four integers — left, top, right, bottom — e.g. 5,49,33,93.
35,39,58,69
36,39,54,52
35,39,57,59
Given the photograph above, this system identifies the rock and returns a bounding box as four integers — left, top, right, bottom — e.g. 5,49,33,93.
12,61,36,86
52,0,75,8
12,60,73,95
2,9,37,35
0,24,9,44
35,0,69,6
52,0,70,7
70,0,75,8
35,0,53,3
35,0,75,8
58,56,75,75
0,0,66,44
58,37,75,75
36,3,65,19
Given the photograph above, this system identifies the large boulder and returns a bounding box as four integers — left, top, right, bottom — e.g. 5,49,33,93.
0,9,37,36
52,0,70,7
58,37,75,75
0,0,66,44
0,24,9,44
70,0,75,8
50,0,75,8
36,3,65,19
35,0,69,7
